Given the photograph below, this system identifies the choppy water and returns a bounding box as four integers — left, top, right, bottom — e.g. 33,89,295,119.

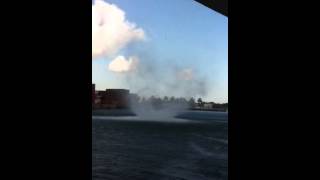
93,111,228,180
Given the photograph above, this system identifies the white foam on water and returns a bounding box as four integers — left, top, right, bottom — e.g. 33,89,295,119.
190,142,227,159
192,134,228,144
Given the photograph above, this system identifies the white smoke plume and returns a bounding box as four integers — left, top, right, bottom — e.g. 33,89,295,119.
177,68,194,81
123,55,208,99
92,0,145,58
127,63,207,119
108,55,139,72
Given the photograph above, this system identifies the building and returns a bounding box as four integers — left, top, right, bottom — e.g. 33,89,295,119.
93,88,130,109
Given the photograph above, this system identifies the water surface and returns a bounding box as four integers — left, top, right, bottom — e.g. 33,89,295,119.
93,111,228,180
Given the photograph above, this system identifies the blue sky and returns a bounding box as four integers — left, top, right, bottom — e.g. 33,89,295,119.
92,0,228,103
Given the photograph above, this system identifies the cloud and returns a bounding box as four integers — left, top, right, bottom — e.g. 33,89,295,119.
108,55,139,72
92,0,145,58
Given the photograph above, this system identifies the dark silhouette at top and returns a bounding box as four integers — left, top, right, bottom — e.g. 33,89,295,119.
195,0,228,17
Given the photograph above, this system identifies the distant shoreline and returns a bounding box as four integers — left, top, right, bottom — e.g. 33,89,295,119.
189,108,227,112
92,108,227,116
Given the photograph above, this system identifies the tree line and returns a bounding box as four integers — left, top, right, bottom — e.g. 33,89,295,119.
129,95,228,109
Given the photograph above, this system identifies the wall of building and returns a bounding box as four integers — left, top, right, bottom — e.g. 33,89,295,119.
92,86,130,109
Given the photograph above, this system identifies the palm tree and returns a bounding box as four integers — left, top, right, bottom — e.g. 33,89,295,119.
170,96,175,103
197,98,203,107
189,97,195,108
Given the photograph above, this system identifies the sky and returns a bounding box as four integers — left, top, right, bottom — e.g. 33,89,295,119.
92,0,228,103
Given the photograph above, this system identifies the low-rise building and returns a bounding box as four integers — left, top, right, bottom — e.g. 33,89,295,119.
93,88,130,109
